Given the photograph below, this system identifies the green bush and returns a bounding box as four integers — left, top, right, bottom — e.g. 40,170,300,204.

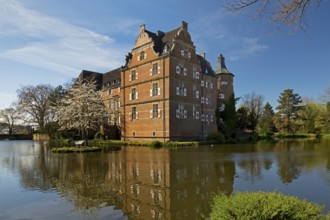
150,141,162,148
210,191,325,220
207,132,225,143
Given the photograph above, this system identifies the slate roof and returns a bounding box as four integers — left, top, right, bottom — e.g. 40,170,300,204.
78,70,103,90
197,55,216,77
143,27,180,55
103,68,121,88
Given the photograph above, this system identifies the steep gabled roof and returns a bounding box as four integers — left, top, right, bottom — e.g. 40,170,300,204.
162,27,180,51
78,70,103,90
103,68,121,88
197,55,216,77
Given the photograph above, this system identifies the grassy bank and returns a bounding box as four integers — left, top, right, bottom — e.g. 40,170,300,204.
51,146,102,153
48,139,218,150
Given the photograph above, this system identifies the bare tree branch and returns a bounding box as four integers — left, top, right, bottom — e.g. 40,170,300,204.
225,0,322,30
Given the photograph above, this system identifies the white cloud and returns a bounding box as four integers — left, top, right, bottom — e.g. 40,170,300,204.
191,8,268,61
226,37,268,61
0,0,132,76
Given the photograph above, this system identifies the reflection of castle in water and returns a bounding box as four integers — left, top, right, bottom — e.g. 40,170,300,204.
5,140,330,219
104,147,235,220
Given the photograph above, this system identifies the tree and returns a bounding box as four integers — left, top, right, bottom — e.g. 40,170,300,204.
314,102,330,134
17,84,54,131
258,102,276,135
236,106,249,130
274,89,302,134
225,0,322,30
240,92,264,132
298,101,320,133
0,103,20,135
56,78,108,142
216,94,237,139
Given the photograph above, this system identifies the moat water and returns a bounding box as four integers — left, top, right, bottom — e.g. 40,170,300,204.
1,139,330,219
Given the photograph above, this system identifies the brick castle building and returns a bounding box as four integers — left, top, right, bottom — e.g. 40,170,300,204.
79,21,234,141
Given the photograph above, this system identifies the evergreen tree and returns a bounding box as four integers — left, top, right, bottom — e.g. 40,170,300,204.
258,102,276,135
216,94,236,139
274,89,302,134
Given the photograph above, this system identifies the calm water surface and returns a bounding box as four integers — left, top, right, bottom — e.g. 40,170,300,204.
1,139,330,219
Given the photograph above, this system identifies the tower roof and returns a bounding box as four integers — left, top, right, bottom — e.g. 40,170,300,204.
215,54,233,76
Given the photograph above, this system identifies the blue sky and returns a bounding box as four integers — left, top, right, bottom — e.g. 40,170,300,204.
0,0,329,110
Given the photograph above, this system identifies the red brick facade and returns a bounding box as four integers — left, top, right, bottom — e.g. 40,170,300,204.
79,21,234,141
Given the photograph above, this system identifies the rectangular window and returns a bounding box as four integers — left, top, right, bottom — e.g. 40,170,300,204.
201,80,204,87
183,68,187,76
177,104,186,119
132,107,136,120
114,100,118,111
201,97,204,104
140,51,145,60
193,67,197,79
219,104,225,111
193,85,196,98
152,63,158,75
196,71,200,79
176,65,185,75
152,83,159,96
131,70,136,81
178,82,185,96
221,81,228,85
153,104,158,118
219,93,225,99
131,88,136,100
205,81,208,88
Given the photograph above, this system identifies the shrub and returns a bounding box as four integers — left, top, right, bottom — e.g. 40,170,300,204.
210,191,325,220
150,141,162,148
207,132,225,143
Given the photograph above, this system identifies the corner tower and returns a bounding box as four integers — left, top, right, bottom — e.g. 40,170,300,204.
215,54,234,109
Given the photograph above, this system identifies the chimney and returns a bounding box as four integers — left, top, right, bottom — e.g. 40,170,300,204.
200,53,206,59
140,24,145,33
156,30,165,37
181,21,188,31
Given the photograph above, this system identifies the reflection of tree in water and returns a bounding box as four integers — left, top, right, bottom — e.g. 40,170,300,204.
1,141,57,191
238,159,265,182
54,169,123,218
274,140,306,183
52,153,125,218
